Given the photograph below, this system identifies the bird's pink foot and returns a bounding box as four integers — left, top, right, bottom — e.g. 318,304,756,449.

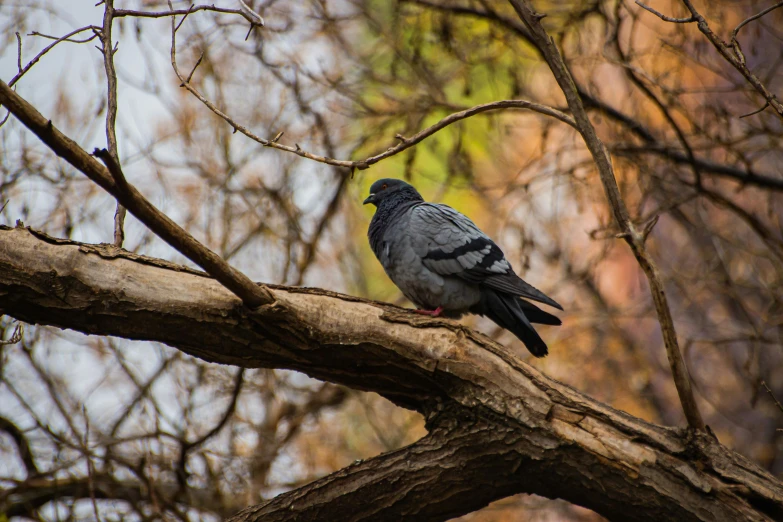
414,306,444,317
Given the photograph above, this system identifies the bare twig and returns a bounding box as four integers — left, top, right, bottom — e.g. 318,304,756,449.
641,214,660,244
114,2,263,35
8,26,100,87
186,52,205,83
634,1,695,23
190,368,244,450
0,79,274,308
237,0,265,39
731,1,783,42
739,102,770,119
508,0,705,431
761,381,783,432
15,32,22,74
175,368,244,495
608,4,703,187
761,381,783,413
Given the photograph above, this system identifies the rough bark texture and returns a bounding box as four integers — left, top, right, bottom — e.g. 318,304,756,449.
1,225,782,522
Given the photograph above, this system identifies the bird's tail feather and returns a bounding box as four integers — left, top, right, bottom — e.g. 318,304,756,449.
474,290,549,357
519,299,561,326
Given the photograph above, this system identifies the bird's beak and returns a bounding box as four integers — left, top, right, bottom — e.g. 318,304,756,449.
363,193,376,205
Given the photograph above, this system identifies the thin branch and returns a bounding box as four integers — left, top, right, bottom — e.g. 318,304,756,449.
175,368,244,493
165,1,574,170
114,3,264,26
641,214,660,244
93,146,132,249
186,52,205,83
15,32,22,74
731,1,783,42
171,31,575,169
634,1,696,23
186,368,244,451
739,102,770,119
507,0,705,431
761,381,783,414
8,26,100,87
760,382,783,432
98,0,126,247
0,79,274,308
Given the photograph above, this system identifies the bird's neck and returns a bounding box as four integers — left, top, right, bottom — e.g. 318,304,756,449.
368,190,423,251
374,190,423,223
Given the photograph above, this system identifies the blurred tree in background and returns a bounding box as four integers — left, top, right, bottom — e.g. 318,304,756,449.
0,0,781,520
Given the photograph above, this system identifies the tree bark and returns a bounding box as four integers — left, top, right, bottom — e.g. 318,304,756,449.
1,225,781,522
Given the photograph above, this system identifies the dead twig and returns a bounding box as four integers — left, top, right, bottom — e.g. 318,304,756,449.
634,1,695,23
9,26,100,87
739,102,770,119
731,1,783,42
761,381,783,432
114,3,264,29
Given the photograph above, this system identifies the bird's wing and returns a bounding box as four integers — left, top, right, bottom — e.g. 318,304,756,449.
410,203,563,310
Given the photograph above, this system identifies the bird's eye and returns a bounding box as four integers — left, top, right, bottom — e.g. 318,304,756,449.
381,184,388,190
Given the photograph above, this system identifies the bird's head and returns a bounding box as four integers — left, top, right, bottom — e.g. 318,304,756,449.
363,178,421,206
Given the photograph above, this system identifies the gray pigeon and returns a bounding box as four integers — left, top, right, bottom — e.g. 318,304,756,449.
364,178,562,357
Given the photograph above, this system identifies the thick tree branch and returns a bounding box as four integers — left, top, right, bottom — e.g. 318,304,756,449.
0,79,272,308
1,226,781,521
507,0,705,431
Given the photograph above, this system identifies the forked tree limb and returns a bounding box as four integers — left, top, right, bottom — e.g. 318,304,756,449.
1,226,781,522
0,79,272,308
